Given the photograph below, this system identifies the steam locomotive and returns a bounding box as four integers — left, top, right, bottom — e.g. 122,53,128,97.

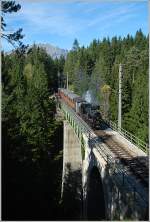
58,88,102,129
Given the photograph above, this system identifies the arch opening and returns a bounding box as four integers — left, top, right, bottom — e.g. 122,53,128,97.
87,166,106,220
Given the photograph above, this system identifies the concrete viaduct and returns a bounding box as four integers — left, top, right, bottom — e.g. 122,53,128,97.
59,101,148,221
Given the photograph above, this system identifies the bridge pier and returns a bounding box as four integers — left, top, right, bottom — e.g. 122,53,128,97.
61,121,83,219
82,135,148,221
82,134,107,220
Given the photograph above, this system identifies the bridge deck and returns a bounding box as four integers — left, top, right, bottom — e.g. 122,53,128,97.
94,126,148,188
59,101,148,189
95,127,147,157
58,101,148,219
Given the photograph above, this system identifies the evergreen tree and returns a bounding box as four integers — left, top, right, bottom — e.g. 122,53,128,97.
72,38,80,51
1,1,25,49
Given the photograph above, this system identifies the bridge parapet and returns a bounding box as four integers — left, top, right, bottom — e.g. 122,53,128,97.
105,119,148,154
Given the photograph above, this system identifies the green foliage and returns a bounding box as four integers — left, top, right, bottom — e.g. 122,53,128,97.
2,1,26,49
2,1,21,14
3,46,57,159
72,38,80,51
64,30,148,142
2,45,65,219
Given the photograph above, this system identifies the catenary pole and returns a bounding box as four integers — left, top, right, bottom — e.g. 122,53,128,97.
118,63,122,130
66,72,68,90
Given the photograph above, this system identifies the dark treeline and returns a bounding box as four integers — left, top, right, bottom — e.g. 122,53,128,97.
2,45,65,220
63,29,148,143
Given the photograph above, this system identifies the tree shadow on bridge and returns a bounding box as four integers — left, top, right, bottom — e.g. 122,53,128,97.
118,154,149,189
99,120,111,130
60,163,83,220
105,155,149,221
87,136,149,221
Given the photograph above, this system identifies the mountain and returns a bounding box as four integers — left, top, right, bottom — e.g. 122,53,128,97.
5,43,68,59
37,43,68,59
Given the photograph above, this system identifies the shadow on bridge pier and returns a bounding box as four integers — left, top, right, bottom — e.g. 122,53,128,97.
61,163,83,220
87,166,106,221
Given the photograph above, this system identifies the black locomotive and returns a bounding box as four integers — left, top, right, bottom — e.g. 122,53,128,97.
80,103,101,129
58,88,102,129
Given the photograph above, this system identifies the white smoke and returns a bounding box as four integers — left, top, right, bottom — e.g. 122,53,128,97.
85,90,92,103
82,90,99,105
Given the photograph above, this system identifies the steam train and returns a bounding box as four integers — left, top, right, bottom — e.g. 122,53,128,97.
58,88,102,129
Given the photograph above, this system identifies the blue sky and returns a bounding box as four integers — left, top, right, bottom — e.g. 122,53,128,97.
2,0,148,51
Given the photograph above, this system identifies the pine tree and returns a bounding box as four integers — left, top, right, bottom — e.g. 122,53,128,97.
72,38,80,51
1,1,25,49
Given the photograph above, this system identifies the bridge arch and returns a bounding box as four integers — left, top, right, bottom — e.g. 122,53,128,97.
87,166,106,220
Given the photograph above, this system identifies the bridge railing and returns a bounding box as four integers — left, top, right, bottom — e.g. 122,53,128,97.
104,119,148,154
61,101,114,158
60,101,148,206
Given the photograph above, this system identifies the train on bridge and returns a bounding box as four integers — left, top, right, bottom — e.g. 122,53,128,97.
57,88,102,129
56,88,149,191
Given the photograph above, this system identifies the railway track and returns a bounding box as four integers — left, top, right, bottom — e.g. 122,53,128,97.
81,114,148,188
61,101,148,189
94,127,149,188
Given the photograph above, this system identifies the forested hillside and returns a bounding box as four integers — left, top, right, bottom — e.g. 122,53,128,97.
63,30,148,143
2,45,65,220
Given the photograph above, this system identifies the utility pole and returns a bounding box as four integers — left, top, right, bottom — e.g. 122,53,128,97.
66,72,68,90
57,71,60,89
118,63,122,130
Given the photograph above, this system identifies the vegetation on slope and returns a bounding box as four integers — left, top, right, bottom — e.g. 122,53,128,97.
63,31,148,143
2,45,64,220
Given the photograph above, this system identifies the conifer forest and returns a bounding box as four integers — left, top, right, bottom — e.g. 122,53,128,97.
64,32,148,143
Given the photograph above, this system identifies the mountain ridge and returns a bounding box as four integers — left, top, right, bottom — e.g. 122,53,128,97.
5,43,68,59
36,43,68,59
